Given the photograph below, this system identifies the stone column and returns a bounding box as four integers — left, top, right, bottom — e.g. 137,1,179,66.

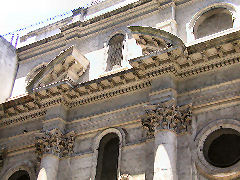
35,129,76,180
38,154,59,180
154,130,177,180
142,103,192,180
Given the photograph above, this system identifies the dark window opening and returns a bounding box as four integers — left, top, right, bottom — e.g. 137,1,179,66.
8,170,30,180
203,128,240,168
194,8,233,39
106,34,124,71
95,133,120,180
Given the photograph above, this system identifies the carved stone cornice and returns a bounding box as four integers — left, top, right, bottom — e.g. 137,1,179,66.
129,27,240,79
0,110,46,127
141,102,192,136
35,129,76,160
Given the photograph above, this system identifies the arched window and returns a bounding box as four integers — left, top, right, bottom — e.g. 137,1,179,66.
203,128,240,168
8,170,30,180
194,7,233,39
106,34,124,71
95,133,120,180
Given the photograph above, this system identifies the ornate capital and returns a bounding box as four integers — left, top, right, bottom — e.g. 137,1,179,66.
35,129,76,160
142,103,192,136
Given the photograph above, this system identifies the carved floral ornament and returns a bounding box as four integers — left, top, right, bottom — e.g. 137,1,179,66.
141,102,192,136
35,128,76,160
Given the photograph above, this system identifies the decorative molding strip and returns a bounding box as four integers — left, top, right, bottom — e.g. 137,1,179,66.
67,80,151,107
0,110,46,127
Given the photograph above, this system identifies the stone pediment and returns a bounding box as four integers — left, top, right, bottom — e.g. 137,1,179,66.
26,46,89,92
128,26,185,55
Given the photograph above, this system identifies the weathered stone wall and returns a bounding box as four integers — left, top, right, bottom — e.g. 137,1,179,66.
2,0,240,180
12,0,240,98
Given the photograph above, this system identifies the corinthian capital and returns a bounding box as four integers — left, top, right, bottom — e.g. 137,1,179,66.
35,129,76,160
142,103,192,136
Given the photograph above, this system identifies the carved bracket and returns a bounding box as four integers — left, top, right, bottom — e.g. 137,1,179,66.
142,103,192,136
35,129,76,160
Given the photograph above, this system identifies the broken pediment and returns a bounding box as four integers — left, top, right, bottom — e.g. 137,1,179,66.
128,26,185,55
26,46,89,92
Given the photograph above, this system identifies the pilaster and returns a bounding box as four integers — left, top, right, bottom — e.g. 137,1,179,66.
35,129,75,180
142,101,192,180
36,103,74,180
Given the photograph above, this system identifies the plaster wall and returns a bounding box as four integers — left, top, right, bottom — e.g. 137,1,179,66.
0,37,17,103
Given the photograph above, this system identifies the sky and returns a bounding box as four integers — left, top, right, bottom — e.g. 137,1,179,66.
0,0,93,36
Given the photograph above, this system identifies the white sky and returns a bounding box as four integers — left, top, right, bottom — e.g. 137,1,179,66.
0,0,91,35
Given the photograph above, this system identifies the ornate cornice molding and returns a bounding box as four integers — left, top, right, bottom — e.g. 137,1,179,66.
129,27,240,79
35,129,76,160
16,0,202,62
4,28,240,127
0,110,46,127
141,102,192,136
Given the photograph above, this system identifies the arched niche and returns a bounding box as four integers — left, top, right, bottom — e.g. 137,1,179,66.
187,3,239,42
106,33,125,71
91,128,125,180
194,7,233,39
2,163,36,180
8,170,30,180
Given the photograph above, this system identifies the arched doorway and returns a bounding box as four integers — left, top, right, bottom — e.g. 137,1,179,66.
95,133,120,180
8,170,30,180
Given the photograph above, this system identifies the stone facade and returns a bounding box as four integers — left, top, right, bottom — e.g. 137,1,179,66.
1,0,240,180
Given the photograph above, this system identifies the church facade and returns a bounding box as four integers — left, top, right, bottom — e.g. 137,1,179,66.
0,0,240,179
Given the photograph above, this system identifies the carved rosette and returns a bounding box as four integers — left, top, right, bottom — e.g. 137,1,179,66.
142,103,192,136
35,129,76,160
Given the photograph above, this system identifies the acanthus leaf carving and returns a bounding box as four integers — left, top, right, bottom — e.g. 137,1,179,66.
35,128,76,160
142,103,192,136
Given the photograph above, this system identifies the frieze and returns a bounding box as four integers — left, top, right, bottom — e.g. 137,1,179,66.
35,129,76,160
0,110,46,127
141,102,192,136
